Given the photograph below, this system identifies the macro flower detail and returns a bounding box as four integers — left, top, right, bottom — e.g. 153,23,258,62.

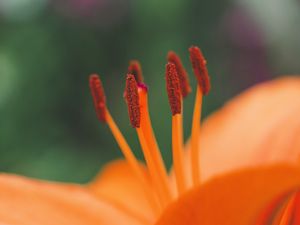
0,46,300,225
255,188,300,225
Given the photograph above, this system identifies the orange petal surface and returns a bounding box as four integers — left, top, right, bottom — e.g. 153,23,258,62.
256,189,300,225
184,76,300,183
89,160,156,223
0,173,149,225
156,164,300,225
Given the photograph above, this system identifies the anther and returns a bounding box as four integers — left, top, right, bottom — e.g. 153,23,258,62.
189,46,211,95
89,74,107,122
167,51,191,98
166,63,181,115
125,74,141,128
128,60,144,83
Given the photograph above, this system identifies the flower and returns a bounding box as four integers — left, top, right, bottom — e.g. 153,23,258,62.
0,46,300,225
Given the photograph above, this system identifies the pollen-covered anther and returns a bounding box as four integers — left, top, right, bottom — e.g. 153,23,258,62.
167,51,192,98
166,62,181,115
89,74,107,122
128,60,144,83
125,74,141,128
189,46,211,95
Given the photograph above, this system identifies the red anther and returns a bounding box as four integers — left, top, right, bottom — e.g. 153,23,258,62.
189,46,211,95
125,74,141,128
167,51,192,98
128,60,144,83
166,63,181,115
89,74,107,122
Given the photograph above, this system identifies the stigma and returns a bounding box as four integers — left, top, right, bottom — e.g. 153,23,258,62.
89,45,210,214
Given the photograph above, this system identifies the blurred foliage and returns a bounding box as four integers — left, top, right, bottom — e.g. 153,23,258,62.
0,0,299,183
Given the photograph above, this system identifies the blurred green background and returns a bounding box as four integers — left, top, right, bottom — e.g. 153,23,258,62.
0,0,299,183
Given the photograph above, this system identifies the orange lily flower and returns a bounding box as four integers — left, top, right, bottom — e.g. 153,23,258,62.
0,46,300,225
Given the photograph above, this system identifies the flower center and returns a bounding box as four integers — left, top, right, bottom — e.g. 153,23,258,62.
89,45,210,215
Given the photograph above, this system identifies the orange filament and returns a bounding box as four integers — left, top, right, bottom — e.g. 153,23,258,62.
172,114,187,194
137,85,173,204
190,87,203,186
128,60,144,83
89,74,160,214
135,128,170,207
189,46,211,186
166,62,187,194
105,110,145,185
167,51,192,98
105,110,161,214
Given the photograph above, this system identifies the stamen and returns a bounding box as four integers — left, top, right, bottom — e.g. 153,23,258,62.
166,63,181,115
89,74,107,122
90,46,213,212
189,46,211,186
166,63,187,194
167,51,192,98
124,77,173,205
89,74,161,214
125,74,141,128
189,46,211,95
128,60,144,83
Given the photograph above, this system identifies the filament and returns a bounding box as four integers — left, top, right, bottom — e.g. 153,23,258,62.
191,87,203,186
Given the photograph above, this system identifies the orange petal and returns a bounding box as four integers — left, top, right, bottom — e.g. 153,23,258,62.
156,164,300,225
292,191,300,224
88,160,156,223
0,173,149,225
254,191,289,225
253,189,300,225
184,76,300,183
